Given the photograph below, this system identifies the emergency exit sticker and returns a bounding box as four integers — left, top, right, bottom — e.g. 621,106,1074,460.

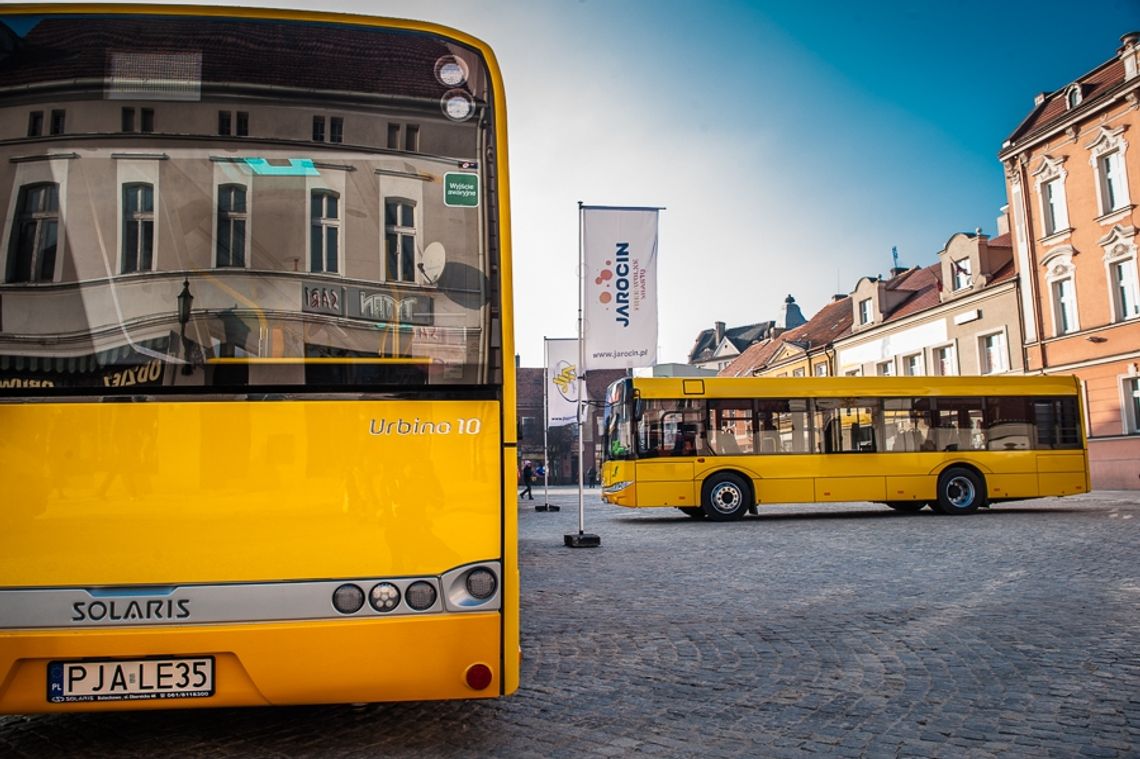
444,172,479,207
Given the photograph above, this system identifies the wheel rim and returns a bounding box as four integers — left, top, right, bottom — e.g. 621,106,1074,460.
945,475,976,509
710,482,742,514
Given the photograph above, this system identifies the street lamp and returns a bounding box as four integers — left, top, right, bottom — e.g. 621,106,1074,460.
177,279,194,375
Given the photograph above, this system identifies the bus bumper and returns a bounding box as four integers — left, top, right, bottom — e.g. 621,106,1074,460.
0,612,511,713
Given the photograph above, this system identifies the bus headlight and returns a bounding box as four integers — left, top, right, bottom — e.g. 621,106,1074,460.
369,582,401,613
332,583,365,614
405,581,438,611
603,481,633,495
441,562,502,611
465,568,497,600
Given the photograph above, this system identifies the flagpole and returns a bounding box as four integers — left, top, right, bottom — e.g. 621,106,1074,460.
537,338,558,512
566,201,600,548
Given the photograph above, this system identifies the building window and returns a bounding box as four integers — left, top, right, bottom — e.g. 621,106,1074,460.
792,367,805,378
330,117,343,144
979,331,1008,375
813,362,828,377
858,298,873,325
27,111,43,137
218,111,249,137
387,123,400,150
384,199,417,283
310,190,340,273
49,109,66,135
1086,126,1131,218
1102,228,1140,323
1051,276,1079,335
1126,377,1140,434
121,183,154,273
952,257,972,291
1097,151,1127,214
5,182,59,283
312,116,326,142
216,184,247,268
876,361,894,377
123,107,154,133
931,345,956,376
405,125,419,152
902,353,923,376
1042,178,1068,236
1110,258,1139,322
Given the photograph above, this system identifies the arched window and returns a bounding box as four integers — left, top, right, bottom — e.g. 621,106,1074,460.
6,182,60,283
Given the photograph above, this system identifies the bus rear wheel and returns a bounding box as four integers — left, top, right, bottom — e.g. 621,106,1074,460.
701,473,751,522
677,507,705,519
934,467,986,515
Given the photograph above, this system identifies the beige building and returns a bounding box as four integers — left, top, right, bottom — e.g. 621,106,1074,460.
835,233,1022,378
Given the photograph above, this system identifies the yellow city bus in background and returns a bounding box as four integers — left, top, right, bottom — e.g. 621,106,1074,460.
601,375,1089,520
0,4,518,711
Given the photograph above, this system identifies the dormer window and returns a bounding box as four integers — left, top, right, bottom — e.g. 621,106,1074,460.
951,257,972,291
1065,84,1082,110
858,298,873,326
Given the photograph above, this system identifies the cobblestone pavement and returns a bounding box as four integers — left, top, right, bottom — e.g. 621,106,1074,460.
2,490,1138,758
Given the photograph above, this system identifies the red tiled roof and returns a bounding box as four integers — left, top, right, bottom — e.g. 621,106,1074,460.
1005,58,1126,147
718,339,780,377
883,265,941,322
780,295,853,348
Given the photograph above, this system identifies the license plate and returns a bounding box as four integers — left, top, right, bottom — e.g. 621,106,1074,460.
47,657,215,703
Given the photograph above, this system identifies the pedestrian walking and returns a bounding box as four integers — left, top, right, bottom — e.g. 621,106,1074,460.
520,461,534,500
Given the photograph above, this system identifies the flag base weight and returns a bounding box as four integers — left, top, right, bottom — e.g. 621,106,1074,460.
564,532,601,548
534,503,560,512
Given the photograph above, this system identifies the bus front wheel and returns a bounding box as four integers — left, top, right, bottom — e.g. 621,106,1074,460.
701,473,751,522
934,467,986,515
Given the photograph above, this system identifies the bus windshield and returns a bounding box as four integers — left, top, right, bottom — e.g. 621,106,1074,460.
0,13,501,394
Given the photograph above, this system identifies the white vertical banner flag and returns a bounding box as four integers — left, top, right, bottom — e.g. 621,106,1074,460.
582,206,659,370
545,338,579,427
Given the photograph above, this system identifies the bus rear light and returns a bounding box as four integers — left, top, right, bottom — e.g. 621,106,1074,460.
405,581,438,611
465,568,497,600
369,582,400,613
332,584,365,614
465,663,493,691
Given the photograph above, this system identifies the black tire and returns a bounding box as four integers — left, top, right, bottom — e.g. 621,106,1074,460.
885,501,927,513
701,472,751,522
933,467,986,515
677,507,705,520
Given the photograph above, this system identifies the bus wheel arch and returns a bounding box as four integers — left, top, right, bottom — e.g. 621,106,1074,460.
700,471,753,522
934,464,988,515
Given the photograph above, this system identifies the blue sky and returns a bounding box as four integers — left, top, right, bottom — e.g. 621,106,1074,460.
32,0,1140,365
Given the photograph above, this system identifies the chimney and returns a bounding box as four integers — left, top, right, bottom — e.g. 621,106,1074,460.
714,321,726,343
1034,92,1047,107
832,293,847,302
997,205,1010,236
1121,31,1140,81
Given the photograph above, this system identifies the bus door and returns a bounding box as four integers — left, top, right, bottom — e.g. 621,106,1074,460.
635,407,697,508
812,398,888,502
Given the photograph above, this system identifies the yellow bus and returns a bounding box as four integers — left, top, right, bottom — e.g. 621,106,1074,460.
600,375,1089,520
0,4,518,711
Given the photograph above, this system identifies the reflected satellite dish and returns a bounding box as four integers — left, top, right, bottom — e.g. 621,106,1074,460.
418,242,446,284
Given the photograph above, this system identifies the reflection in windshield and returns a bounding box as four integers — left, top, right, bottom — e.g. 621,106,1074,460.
0,13,501,394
